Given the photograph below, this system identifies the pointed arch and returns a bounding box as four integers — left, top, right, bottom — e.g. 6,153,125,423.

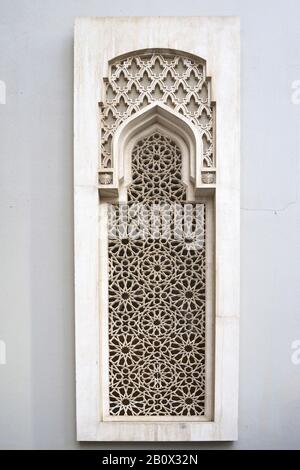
111,102,203,197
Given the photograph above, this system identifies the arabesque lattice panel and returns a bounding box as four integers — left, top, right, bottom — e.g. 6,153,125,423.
100,52,215,170
108,133,206,417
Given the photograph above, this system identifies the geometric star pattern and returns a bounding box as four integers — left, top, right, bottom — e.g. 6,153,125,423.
108,133,206,416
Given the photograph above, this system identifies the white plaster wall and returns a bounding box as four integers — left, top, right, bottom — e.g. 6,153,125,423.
0,0,300,449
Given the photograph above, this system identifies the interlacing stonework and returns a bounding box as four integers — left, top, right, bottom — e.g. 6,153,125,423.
108,133,206,416
100,51,215,170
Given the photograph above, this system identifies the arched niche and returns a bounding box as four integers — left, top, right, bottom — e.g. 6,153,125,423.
99,100,215,422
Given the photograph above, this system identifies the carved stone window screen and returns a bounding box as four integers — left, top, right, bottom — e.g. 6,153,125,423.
99,127,215,422
74,17,240,442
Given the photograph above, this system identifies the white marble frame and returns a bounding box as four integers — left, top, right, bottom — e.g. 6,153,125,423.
74,16,240,441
